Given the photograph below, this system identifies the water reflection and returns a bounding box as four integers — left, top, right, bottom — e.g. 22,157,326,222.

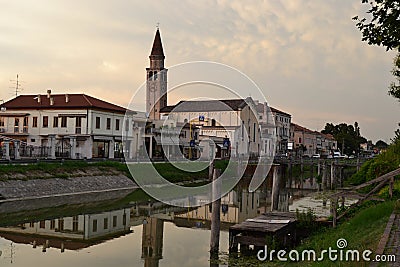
142,217,164,267
0,179,340,267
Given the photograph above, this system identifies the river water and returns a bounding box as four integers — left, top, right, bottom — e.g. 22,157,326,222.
0,183,353,267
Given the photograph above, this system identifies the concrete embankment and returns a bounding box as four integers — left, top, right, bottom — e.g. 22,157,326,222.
0,175,138,214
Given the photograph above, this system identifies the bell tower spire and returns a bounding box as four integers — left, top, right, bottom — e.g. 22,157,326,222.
146,28,168,120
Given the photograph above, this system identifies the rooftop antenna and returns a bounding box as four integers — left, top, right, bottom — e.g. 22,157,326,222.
10,74,24,97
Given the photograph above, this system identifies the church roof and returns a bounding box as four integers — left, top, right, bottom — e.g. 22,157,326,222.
150,29,165,58
160,99,247,113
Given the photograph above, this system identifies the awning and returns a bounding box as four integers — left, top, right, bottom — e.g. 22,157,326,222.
93,136,114,141
154,136,180,145
58,113,87,117
0,113,30,117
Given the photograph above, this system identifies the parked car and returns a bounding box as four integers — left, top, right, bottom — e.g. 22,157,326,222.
333,152,341,158
312,154,321,158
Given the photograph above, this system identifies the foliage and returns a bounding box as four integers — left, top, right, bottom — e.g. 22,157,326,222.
389,53,400,100
353,0,400,101
375,139,389,149
392,123,400,143
353,0,400,51
321,122,367,155
347,139,400,185
296,208,317,228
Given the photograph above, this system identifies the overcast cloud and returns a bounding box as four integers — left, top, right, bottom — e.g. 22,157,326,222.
0,0,398,142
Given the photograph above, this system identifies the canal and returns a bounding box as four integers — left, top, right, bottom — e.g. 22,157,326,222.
0,181,356,267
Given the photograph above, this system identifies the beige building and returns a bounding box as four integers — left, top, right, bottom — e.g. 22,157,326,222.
290,123,337,157
0,91,146,160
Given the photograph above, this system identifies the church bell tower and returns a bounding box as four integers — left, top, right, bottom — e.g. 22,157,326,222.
146,28,167,121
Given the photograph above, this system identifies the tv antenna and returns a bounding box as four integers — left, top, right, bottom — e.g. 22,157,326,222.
10,74,24,97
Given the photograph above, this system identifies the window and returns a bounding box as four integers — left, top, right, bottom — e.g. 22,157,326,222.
23,117,28,133
92,219,98,232
75,117,82,134
106,118,111,130
123,214,127,226
253,123,256,142
73,216,79,232
53,117,58,127
43,116,48,128
95,117,100,129
61,117,67,128
113,216,117,227
40,220,45,229
115,119,120,131
50,220,55,230
58,218,64,231
104,218,108,230
0,117,4,127
14,118,19,132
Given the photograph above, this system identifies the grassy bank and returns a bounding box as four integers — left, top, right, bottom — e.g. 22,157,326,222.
0,160,229,183
223,200,394,267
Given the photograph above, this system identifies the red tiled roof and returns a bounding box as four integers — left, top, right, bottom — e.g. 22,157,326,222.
291,123,316,134
2,94,127,113
270,107,291,117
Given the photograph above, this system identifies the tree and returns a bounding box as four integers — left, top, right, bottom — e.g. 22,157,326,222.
321,122,367,155
388,54,400,100
391,123,400,143
353,0,400,101
375,140,388,149
353,0,400,51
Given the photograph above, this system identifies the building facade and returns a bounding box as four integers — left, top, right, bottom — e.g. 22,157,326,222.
0,91,146,160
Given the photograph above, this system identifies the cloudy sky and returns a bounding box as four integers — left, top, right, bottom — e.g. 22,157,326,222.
0,0,398,142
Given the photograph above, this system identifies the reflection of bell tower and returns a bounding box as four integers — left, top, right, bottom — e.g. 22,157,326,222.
141,217,164,267
146,28,168,121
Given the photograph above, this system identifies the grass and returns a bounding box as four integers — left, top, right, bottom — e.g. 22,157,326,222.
0,160,229,183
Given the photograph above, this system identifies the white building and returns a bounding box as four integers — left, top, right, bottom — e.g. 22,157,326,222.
0,90,146,159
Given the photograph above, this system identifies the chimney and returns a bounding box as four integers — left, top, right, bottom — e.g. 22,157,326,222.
47,89,51,98
65,94,69,103
50,97,54,106
37,94,41,103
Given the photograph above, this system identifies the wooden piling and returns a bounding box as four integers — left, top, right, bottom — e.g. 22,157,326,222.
210,168,221,255
330,162,335,190
271,165,280,211
322,161,327,191
331,198,337,228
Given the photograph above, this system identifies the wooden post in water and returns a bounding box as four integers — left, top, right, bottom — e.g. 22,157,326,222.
330,162,335,190
300,157,304,190
331,198,337,228
209,159,215,181
271,165,280,211
289,159,293,189
210,168,221,256
322,161,327,191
